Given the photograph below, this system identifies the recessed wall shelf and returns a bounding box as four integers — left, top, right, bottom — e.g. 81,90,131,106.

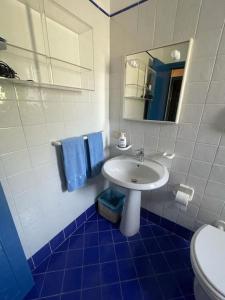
0,0,94,91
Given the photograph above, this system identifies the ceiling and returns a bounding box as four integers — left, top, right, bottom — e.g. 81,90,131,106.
91,0,143,16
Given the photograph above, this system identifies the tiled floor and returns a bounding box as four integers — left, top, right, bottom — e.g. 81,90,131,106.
25,213,195,300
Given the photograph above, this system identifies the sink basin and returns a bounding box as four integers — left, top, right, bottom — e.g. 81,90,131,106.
102,156,169,191
102,155,169,237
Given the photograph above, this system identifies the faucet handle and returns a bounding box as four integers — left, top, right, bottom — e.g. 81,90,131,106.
135,148,144,155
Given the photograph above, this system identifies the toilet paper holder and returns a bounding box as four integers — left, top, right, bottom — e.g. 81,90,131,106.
173,184,194,201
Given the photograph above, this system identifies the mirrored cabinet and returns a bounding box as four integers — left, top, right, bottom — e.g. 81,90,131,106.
0,0,94,91
123,40,193,123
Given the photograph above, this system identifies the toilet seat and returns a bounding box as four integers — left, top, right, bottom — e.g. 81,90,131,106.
191,225,225,300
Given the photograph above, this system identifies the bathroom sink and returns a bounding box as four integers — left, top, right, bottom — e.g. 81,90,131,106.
102,155,169,191
102,155,169,237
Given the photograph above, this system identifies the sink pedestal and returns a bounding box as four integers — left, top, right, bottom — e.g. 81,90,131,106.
120,189,141,237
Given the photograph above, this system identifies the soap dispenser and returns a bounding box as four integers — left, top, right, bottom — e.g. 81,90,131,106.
118,132,127,148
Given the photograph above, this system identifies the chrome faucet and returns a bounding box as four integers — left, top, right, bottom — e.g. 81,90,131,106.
135,148,144,162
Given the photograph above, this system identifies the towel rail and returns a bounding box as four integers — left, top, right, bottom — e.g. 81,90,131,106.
51,132,103,146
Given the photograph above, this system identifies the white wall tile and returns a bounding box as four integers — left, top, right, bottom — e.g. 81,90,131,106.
205,180,225,199
212,55,225,81
193,143,217,163
0,127,26,155
173,0,201,42
0,101,21,128
200,195,224,215
207,81,225,104
215,146,225,165
154,0,178,46
0,80,17,100
171,157,190,173
18,101,45,125
197,0,225,33
197,124,221,145
175,139,195,158
1,150,31,177
24,125,48,147
193,28,222,59
183,82,208,104
209,164,225,184
15,85,41,101
180,104,203,123
177,123,198,141
7,170,35,197
29,144,54,168
187,57,214,82
189,160,211,179
197,207,219,225
202,104,225,125
43,102,64,123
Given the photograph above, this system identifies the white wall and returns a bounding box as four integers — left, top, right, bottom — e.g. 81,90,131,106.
110,0,225,231
0,0,109,258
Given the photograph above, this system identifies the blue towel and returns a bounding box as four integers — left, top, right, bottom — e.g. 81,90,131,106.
61,137,87,192
87,132,104,177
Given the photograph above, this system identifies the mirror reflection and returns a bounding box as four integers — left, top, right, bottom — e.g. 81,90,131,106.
123,41,190,123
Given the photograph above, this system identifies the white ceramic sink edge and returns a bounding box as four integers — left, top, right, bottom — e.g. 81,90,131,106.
102,155,169,191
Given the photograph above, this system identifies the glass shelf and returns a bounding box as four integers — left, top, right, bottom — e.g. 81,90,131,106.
0,0,94,91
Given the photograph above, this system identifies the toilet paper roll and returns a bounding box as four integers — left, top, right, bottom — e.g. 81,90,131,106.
175,190,189,211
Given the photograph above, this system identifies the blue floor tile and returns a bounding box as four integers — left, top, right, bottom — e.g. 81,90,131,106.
115,242,131,260
144,238,161,254
98,230,113,245
62,268,82,292
100,261,119,285
85,221,98,233
101,283,122,300
66,249,83,268
133,256,154,277
118,259,137,281
157,236,176,251
139,225,154,239
157,273,182,299
164,250,187,271
47,252,66,271
83,246,99,265
81,287,101,300
98,219,112,231
24,274,44,299
129,240,147,257
140,276,163,300
27,212,195,300
99,244,116,262
61,291,81,300
41,271,64,297
69,235,84,250
150,253,171,274
82,264,101,289
112,229,127,243
84,232,99,247
121,279,142,300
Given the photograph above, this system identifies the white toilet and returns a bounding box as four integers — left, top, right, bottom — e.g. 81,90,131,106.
191,224,225,300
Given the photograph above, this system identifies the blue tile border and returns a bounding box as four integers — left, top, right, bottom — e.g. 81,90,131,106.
89,0,149,18
28,203,97,270
27,204,193,272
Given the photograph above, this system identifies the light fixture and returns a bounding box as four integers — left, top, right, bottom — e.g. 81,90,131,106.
128,59,139,68
171,49,181,61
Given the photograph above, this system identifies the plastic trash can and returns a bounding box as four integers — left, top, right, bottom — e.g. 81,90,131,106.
97,187,125,223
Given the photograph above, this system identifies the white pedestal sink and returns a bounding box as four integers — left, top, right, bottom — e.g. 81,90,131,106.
102,155,169,236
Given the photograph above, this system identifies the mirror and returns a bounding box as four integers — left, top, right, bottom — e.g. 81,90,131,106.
123,41,192,123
